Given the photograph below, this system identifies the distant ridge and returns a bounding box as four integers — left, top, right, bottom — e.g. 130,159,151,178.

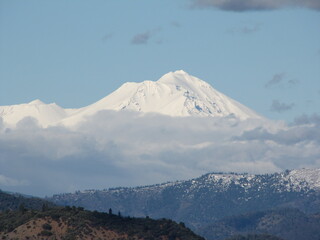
50,168,320,235
0,189,55,212
0,70,261,128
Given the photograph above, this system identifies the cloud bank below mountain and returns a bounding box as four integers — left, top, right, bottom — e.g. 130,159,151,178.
1,111,319,197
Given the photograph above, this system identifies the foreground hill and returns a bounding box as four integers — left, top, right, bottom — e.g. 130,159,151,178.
0,206,204,240
50,168,320,230
0,191,285,240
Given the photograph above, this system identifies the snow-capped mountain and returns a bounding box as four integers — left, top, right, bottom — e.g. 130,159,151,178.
0,99,74,128
0,70,261,128
50,168,320,231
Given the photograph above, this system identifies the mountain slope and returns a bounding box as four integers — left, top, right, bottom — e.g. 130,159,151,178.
0,70,261,128
198,208,320,240
0,190,55,212
50,168,320,231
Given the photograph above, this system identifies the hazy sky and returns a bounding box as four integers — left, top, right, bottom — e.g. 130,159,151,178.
1,0,319,122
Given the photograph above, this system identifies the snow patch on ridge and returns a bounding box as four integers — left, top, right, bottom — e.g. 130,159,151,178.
185,168,320,194
53,168,320,205
285,168,320,190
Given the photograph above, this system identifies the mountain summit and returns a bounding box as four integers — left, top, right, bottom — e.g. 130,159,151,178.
61,70,261,126
87,70,260,118
0,71,261,127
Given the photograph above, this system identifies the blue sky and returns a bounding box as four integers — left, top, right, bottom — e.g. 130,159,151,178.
1,0,319,122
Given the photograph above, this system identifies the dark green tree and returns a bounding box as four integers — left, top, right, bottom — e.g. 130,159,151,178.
42,203,49,212
19,203,26,214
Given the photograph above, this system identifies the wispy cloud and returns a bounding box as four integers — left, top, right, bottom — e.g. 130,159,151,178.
131,31,152,45
265,73,285,88
191,0,320,11
288,79,299,86
270,100,294,113
240,24,261,34
265,73,299,89
131,28,161,45
171,21,181,28
228,23,261,34
102,33,114,42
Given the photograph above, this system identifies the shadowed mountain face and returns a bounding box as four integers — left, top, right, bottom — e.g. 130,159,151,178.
198,208,320,240
50,169,320,234
0,190,54,212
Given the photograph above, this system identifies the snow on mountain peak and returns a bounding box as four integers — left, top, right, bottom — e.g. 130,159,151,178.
0,100,70,128
158,70,208,89
28,99,45,105
78,70,261,121
159,70,191,80
0,70,262,127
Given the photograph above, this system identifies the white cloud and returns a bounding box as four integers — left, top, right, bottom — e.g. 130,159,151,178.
0,111,319,197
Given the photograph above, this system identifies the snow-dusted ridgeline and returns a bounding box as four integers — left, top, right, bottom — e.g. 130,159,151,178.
50,168,320,229
103,168,320,195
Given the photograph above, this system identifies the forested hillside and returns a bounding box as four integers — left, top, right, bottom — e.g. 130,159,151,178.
0,206,205,240
0,190,54,212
